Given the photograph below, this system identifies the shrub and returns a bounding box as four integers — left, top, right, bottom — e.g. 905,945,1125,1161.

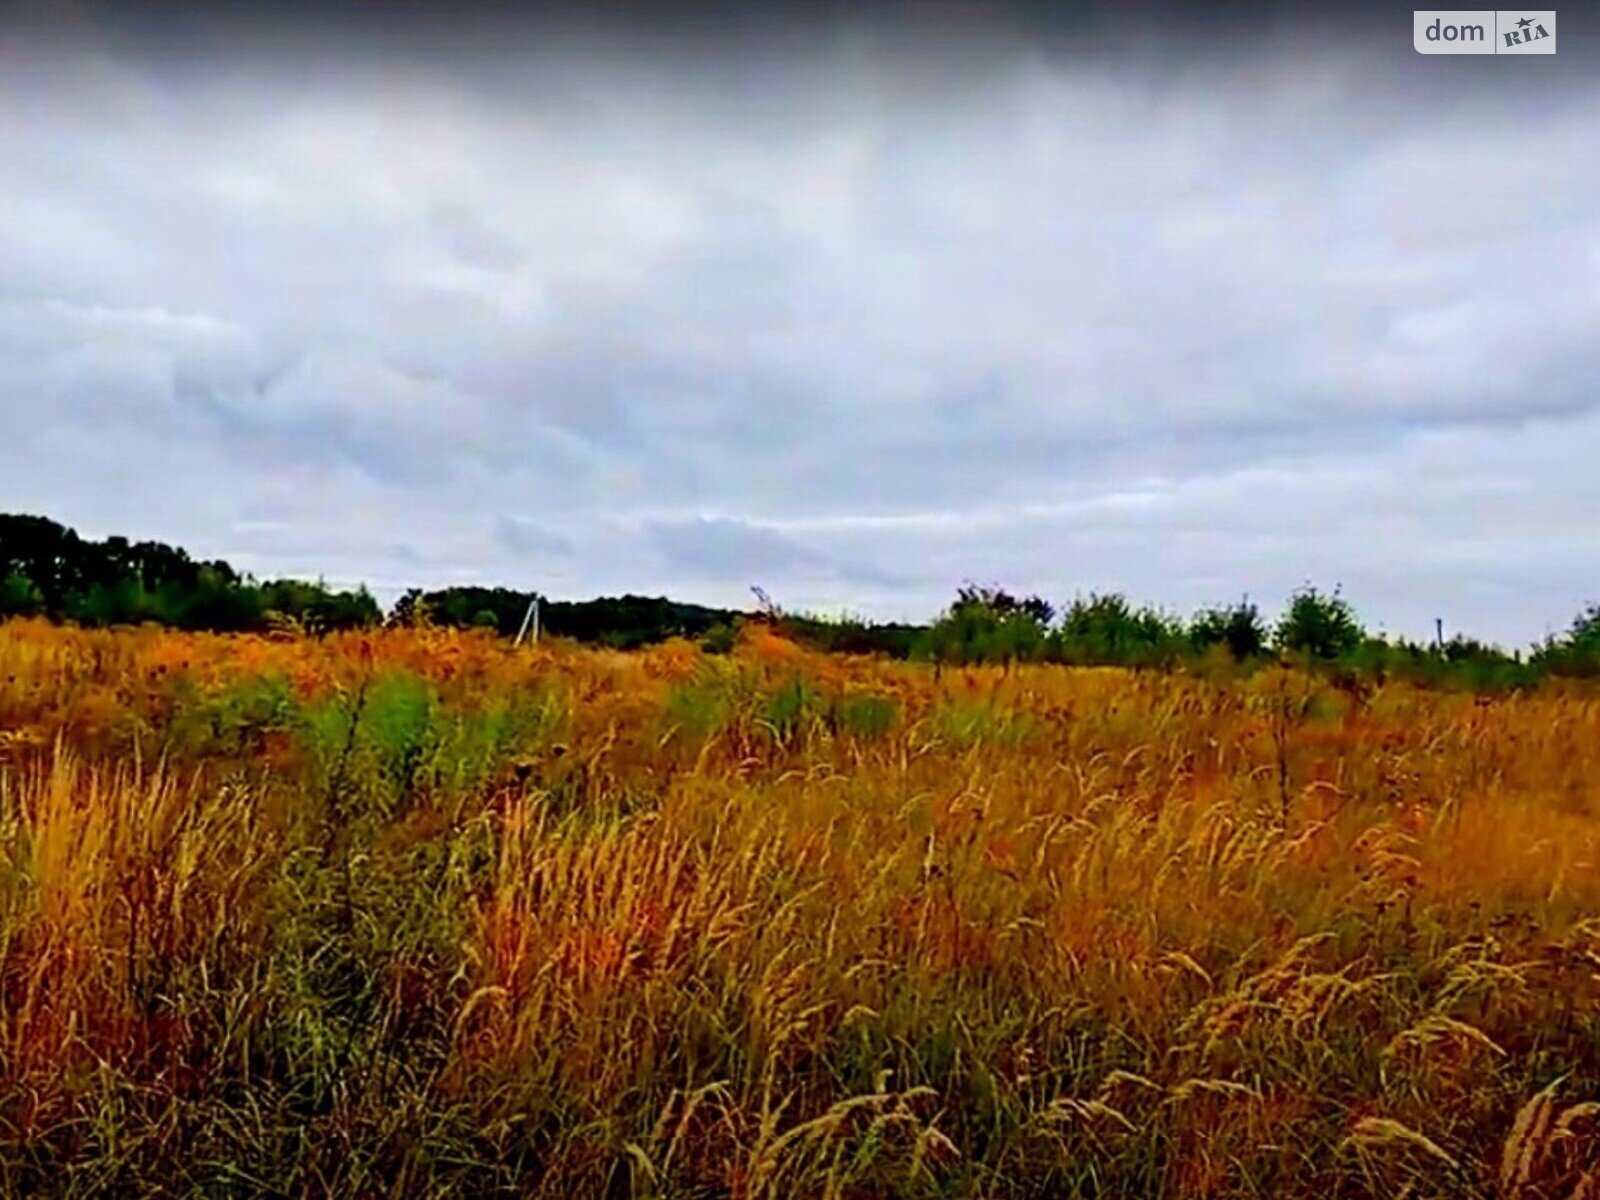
764,678,822,742
700,621,738,655
1532,603,1600,678
664,673,738,738
930,697,1034,747
1188,599,1268,661
916,585,1052,665
780,613,923,658
829,693,900,738
1054,593,1184,667
0,572,44,617
260,579,381,633
1275,586,1364,660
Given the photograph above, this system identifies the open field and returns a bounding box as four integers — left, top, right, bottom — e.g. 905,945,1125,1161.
0,619,1598,1197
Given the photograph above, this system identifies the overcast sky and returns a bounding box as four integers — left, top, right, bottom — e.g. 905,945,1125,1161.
2,4,1597,645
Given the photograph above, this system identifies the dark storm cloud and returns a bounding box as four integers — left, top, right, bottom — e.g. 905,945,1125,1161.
2,3,1597,642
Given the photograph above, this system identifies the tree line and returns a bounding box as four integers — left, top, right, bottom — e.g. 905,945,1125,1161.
0,514,379,633
3,513,1598,684
905,583,1600,687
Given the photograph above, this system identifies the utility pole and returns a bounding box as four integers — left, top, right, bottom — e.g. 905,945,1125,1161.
515,596,540,646
1435,617,1444,650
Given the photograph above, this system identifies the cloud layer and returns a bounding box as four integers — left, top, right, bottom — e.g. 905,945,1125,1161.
3,11,1598,644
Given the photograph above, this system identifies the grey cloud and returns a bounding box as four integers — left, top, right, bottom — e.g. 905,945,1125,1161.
1,16,1597,644
649,517,827,579
496,515,574,558
647,516,907,592
430,203,525,271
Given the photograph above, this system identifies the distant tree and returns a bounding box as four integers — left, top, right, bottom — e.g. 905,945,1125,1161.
1189,599,1268,660
700,621,738,655
1349,634,1532,690
1275,586,1364,660
419,587,534,636
0,571,44,617
0,514,85,605
70,577,159,626
954,583,1055,626
172,565,264,631
780,612,924,658
387,588,432,628
407,587,740,648
542,594,732,647
0,513,377,633
918,584,1052,664
1054,593,1183,667
1532,602,1600,677
255,579,379,633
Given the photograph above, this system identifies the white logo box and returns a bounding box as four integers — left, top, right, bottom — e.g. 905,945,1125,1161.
1414,10,1556,54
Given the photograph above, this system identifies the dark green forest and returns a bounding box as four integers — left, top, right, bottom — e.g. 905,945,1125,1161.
0,514,380,633
3,512,1598,685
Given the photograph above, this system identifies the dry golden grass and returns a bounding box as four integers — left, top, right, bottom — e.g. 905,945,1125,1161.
0,617,1597,1196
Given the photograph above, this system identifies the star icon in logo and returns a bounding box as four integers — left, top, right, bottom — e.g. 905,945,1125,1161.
1517,16,1534,28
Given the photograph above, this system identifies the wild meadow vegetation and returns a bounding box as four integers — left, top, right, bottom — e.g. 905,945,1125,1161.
1,617,1598,1197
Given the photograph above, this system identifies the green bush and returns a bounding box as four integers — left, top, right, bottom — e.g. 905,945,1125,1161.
1359,636,1534,691
780,613,923,658
764,678,822,742
0,571,45,617
1532,603,1600,678
916,586,1053,665
700,621,738,655
663,663,754,739
1188,599,1268,661
829,693,900,739
930,698,1035,748
1054,593,1184,667
1275,586,1364,660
